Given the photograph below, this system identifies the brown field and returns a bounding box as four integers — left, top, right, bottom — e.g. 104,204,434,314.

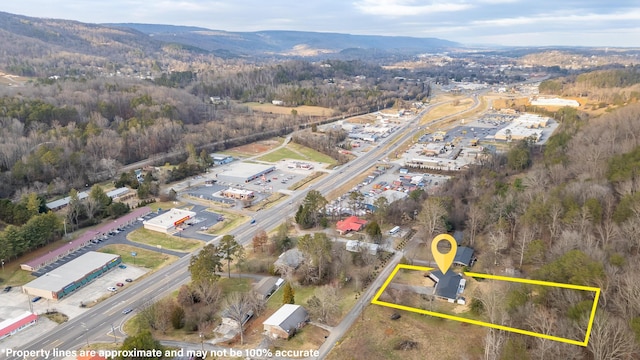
245,102,335,117
224,138,284,157
0,72,29,87
490,97,530,110
347,114,377,124
328,304,486,360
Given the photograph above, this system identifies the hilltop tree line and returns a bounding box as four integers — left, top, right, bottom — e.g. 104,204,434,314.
0,58,433,200
539,66,640,105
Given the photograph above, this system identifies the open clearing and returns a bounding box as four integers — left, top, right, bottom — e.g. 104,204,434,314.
223,138,284,157
258,142,336,165
420,97,475,125
328,304,486,360
100,244,177,269
245,102,335,117
127,228,201,252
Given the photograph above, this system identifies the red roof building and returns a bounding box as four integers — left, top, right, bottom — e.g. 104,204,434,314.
336,216,368,235
0,312,38,340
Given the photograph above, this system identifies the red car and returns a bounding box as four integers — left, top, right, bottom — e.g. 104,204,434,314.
116,282,124,287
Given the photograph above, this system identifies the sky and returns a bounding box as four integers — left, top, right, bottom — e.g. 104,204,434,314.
2,0,640,47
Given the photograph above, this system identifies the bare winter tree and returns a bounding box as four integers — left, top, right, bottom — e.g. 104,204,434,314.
306,285,340,325
418,197,448,241
487,230,508,266
466,203,485,246
588,311,638,360
224,292,254,345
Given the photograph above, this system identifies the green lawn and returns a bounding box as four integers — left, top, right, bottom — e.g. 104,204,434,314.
100,244,177,269
205,209,248,235
218,276,252,295
289,143,337,164
258,147,306,162
127,228,202,252
257,143,337,165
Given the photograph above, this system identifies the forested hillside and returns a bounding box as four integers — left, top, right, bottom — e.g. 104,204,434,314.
0,58,433,199
428,102,640,358
539,65,640,105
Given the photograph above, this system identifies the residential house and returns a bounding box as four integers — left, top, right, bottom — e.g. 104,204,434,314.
263,304,309,339
428,270,465,302
254,277,284,300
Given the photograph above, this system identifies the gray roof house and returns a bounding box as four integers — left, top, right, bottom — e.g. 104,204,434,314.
429,270,465,302
263,304,309,339
454,246,475,267
253,277,284,300
274,249,305,277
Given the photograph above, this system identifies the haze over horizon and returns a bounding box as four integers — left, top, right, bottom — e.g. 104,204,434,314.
2,0,640,48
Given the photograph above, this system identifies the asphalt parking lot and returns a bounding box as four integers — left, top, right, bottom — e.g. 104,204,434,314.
1,264,147,320
174,205,221,241
32,218,146,277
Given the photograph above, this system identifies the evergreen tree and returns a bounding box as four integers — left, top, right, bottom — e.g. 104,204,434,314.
282,282,295,304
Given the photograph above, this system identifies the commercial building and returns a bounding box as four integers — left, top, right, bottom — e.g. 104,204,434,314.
494,114,550,142
216,163,276,184
46,191,89,211
210,153,234,165
531,97,579,107
336,216,368,235
21,207,151,272
221,187,255,200
0,311,38,340
22,252,121,300
143,208,196,233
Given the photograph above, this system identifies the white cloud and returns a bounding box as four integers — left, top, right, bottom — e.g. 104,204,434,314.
353,0,472,17
472,9,640,27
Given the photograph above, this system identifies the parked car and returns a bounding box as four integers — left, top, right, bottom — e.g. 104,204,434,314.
118,264,127,269
116,282,124,287
125,278,133,283
107,287,117,292
32,296,42,302
3,286,12,292
122,308,133,315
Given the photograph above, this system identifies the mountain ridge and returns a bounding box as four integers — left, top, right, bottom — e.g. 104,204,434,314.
105,23,461,57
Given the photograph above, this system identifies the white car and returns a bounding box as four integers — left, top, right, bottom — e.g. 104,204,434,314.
107,287,117,292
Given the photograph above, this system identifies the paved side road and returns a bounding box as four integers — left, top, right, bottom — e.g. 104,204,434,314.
314,251,403,360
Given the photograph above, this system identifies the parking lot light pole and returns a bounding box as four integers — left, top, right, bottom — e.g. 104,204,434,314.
111,323,117,344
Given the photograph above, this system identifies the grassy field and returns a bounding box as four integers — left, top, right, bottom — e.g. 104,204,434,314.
205,209,248,235
147,201,185,212
222,138,285,158
218,276,253,295
257,142,337,166
247,192,286,212
288,171,325,191
245,102,334,117
420,98,475,125
127,228,202,252
328,303,486,360
100,244,177,269
258,147,307,162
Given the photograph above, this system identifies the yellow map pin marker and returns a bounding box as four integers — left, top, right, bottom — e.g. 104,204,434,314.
431,233,457,274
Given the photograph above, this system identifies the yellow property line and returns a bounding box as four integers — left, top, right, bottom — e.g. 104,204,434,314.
371,264,601,347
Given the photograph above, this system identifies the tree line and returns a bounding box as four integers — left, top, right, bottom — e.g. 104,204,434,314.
422,101,640,359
